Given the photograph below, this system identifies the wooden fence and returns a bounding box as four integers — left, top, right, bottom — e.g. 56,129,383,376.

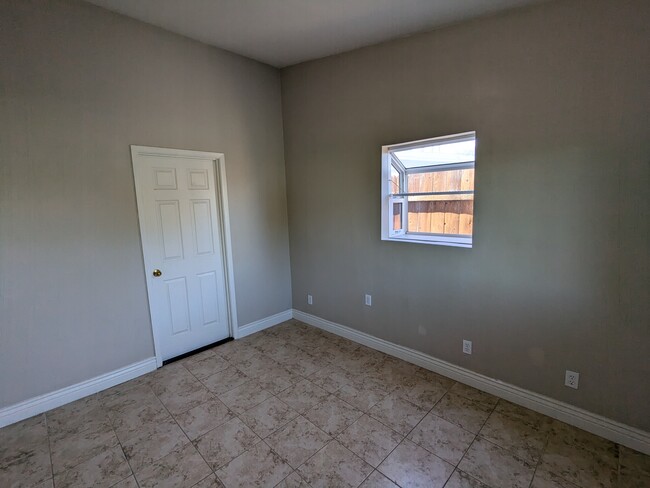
393,168,474,236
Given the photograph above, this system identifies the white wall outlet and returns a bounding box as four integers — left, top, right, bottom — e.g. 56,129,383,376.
365,294,372,306
307,294,313,305
463,340,472,355
565,370,579,389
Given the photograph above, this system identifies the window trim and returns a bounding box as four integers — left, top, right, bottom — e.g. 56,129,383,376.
381,131,476,248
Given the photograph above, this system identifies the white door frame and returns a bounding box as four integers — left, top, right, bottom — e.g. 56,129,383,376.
131,145,239,367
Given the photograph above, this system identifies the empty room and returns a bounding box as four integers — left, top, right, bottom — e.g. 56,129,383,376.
1,0,648,487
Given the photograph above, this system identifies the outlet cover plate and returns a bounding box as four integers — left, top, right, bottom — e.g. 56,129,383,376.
463,340,472,355
565,370,579,389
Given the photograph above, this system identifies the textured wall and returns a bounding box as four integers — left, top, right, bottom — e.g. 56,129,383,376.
281,0,650,429
0,0,292,407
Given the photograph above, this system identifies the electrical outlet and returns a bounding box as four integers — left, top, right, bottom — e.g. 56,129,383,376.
463,340,472,355
365,294,372,306
307,294,313,305
565,370,579,389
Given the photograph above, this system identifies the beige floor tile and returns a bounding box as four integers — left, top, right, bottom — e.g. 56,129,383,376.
616,472,650,488
545,420,619,462
277,379,330,413
359,470,399,487
458,437,535,488
308,365,356,394
449,383,498,407
617,447,650,487
256,364,303,394
235,354,281,379
368,393,427,436
378,439,454,488
53,445,131,488
217,380,272,414
394,377,448,410
111,476,139,488
194,474,227,487
266,416,331,468
135,443,211,488
112,403,172,443
335,377,392,412
444,469,491,488
284,352,329,377
304,395,363,436
0,441,52,488
174,397,235,440
493,400,551,430
239,397,299,439
536,441,618,488
121,416,189,472
529,471,581,488
50,419,119,474
156,378,215,416
297,440,373,488
414,368,456,390
619,445,650,478
46,396,108,440
202,366,250,395
193,417,260,470
431,392,494,434
479,409,549,464
275,471,311,488
184,346,219,362
408,412,475,465
147,363,196,393
213,340,258,363
98,376,152,404
337,414,403,468
182,354,230,380
33,478,55,488
104,384,163,419
0,414,48,457
263,342,306,364
216,441,293,488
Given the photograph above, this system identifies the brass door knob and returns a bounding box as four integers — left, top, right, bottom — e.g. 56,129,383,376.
152,269,162,277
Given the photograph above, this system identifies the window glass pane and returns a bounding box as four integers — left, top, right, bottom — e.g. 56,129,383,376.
407,196,473,236
407,168,474,193
406,167,474,235
394,139,475,169
392,201,403,231
390,164,400,194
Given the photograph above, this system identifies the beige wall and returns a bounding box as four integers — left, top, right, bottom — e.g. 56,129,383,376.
0,0,291,408
281,0,650,430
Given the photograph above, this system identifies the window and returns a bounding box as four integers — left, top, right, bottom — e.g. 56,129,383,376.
381,131,476,248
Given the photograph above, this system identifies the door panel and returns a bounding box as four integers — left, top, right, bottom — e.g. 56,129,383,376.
165,277,191,335
133,148,231,362
158,201,184,260
191,200,215,255
197,271,219,325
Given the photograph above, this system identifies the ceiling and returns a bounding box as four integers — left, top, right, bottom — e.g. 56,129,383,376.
85,0,548,68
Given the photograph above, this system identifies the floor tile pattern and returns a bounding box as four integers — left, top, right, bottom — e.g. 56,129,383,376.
1,320,648,487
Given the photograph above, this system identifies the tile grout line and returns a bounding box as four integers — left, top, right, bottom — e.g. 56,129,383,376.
44,414,55,487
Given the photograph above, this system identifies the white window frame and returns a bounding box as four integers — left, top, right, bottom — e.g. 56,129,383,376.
381,131,476,248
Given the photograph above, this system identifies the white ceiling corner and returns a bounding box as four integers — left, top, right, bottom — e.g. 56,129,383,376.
84,0,549,67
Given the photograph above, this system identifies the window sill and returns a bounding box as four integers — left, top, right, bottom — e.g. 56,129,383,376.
382,235,472,248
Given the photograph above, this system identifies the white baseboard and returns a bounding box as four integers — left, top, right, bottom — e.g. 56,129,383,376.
236,309,293,339
0,357,157,429
292,309,650,455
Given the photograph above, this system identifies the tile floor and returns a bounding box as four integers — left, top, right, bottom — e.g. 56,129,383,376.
1,320,648,488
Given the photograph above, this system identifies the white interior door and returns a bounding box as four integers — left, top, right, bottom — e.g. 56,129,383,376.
132,146,232,363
